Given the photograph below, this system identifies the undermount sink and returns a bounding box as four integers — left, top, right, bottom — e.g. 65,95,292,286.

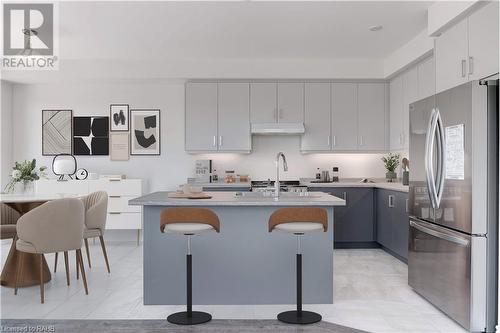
234,192,322,200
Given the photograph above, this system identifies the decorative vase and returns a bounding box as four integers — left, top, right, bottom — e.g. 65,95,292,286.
402,171,410,185
386,171,397,183
14,181,34,194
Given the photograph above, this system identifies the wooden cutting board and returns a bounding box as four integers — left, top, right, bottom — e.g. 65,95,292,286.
168,192,212,199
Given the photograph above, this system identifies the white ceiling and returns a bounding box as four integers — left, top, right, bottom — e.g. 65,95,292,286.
2,1,432,83
60,1,430,59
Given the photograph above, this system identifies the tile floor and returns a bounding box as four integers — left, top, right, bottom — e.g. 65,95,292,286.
1,239,466,333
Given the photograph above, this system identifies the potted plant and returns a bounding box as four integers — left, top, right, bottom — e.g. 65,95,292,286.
5,159,47,193
381,153,400,182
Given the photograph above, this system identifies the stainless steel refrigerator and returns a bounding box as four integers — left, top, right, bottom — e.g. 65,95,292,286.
408,79,498,332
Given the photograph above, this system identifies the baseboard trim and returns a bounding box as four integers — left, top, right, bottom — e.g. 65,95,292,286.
334,242,380,249
379,245,408,264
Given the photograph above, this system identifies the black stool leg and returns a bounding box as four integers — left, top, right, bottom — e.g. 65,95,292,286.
277,234,322,325
167,235,212,325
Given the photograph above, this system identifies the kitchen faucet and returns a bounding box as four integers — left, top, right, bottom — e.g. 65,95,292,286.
275,152,288,197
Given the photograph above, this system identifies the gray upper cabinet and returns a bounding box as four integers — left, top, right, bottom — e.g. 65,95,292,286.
357,83,387,151
250,83,277,123
417,55,435,100
218,83,251,152
468,1,499,81
402,67,418,149
277,82,304,123
389,76,404,151
332,83,358,151
185,82,218,152
435,19,468,94
301,83,331,151
435,3,498,94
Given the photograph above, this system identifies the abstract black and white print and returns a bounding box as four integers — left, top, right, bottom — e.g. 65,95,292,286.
130,109,160,155
110,104,129,131
42,110,73,155
73,116,109,155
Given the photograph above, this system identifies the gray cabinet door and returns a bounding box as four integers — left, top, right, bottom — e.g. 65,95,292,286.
185,82,218,151
358,83,387,151
389,76,404,151
218,83,251,152
376,189,392,249
277,82,304,123
468,1,500,81
331,83,358,151
435,19,468,93
250,83,277,123
417,56,435,100
402,67,418,149
391,191,409,260
312,187,374,245
301,83,331,151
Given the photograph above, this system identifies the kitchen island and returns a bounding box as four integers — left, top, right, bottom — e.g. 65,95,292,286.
130,191,344,305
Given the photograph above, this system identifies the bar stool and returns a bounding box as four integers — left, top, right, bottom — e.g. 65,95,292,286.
160,207,220,325
269,207,328,325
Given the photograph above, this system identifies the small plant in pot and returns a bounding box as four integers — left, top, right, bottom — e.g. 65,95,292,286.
381,153,400,182
5,159,47,193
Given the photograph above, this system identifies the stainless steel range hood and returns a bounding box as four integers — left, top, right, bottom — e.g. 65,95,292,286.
251,123,305,135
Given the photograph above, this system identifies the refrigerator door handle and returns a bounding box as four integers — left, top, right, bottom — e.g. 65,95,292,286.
425,109,439,208
410,220,470,246
435,109,446,207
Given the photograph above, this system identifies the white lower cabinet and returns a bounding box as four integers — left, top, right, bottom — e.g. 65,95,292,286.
36,179,143,231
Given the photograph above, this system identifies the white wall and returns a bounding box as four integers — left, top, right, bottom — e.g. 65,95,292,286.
1,81,14,190
9,83,387,192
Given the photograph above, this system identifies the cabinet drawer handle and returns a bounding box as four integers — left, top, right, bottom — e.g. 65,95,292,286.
342,192,347,202
388,195,395,208
327,135,331,146
359,135,364,146
213,135,217,147
109,212,121,215
219,136,223,147
109,179,121,182
109,195,121,198
468,56,474,75
332,135,336,147
405,198,409,213
461,59,466,78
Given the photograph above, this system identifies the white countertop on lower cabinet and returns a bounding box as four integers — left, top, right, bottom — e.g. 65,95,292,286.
300,179,409,193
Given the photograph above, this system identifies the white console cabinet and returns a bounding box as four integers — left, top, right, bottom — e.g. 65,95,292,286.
36,179,143,232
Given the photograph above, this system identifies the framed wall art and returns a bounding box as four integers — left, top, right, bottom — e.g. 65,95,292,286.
42,110,73,156
110,132,130,161
130,109,160,155
110,104,129,132
73,116,109,155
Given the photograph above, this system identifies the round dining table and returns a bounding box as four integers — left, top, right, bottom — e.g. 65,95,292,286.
0,193,79,288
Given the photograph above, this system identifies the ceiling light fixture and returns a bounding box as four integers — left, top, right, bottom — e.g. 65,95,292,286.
369,25,383,32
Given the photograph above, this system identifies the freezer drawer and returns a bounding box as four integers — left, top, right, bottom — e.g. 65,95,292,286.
408,219,472,330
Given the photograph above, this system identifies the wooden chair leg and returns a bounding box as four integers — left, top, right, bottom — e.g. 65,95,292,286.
14,251,24,295
63,251,70,286
84,238,91,268
40,254,44,304
76,249,89,295
54,252,58,273
99,235,110,274
76,251,80,280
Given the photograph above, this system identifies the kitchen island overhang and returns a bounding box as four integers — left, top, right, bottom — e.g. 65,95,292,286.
130,191,345,305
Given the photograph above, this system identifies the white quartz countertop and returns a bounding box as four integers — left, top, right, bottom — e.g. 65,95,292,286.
196,179,409,193
300,179,409,193
130,191,346,207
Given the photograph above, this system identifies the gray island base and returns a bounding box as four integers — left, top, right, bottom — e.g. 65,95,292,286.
130,191,345,305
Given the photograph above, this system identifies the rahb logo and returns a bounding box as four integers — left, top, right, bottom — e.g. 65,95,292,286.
2,3,58,70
